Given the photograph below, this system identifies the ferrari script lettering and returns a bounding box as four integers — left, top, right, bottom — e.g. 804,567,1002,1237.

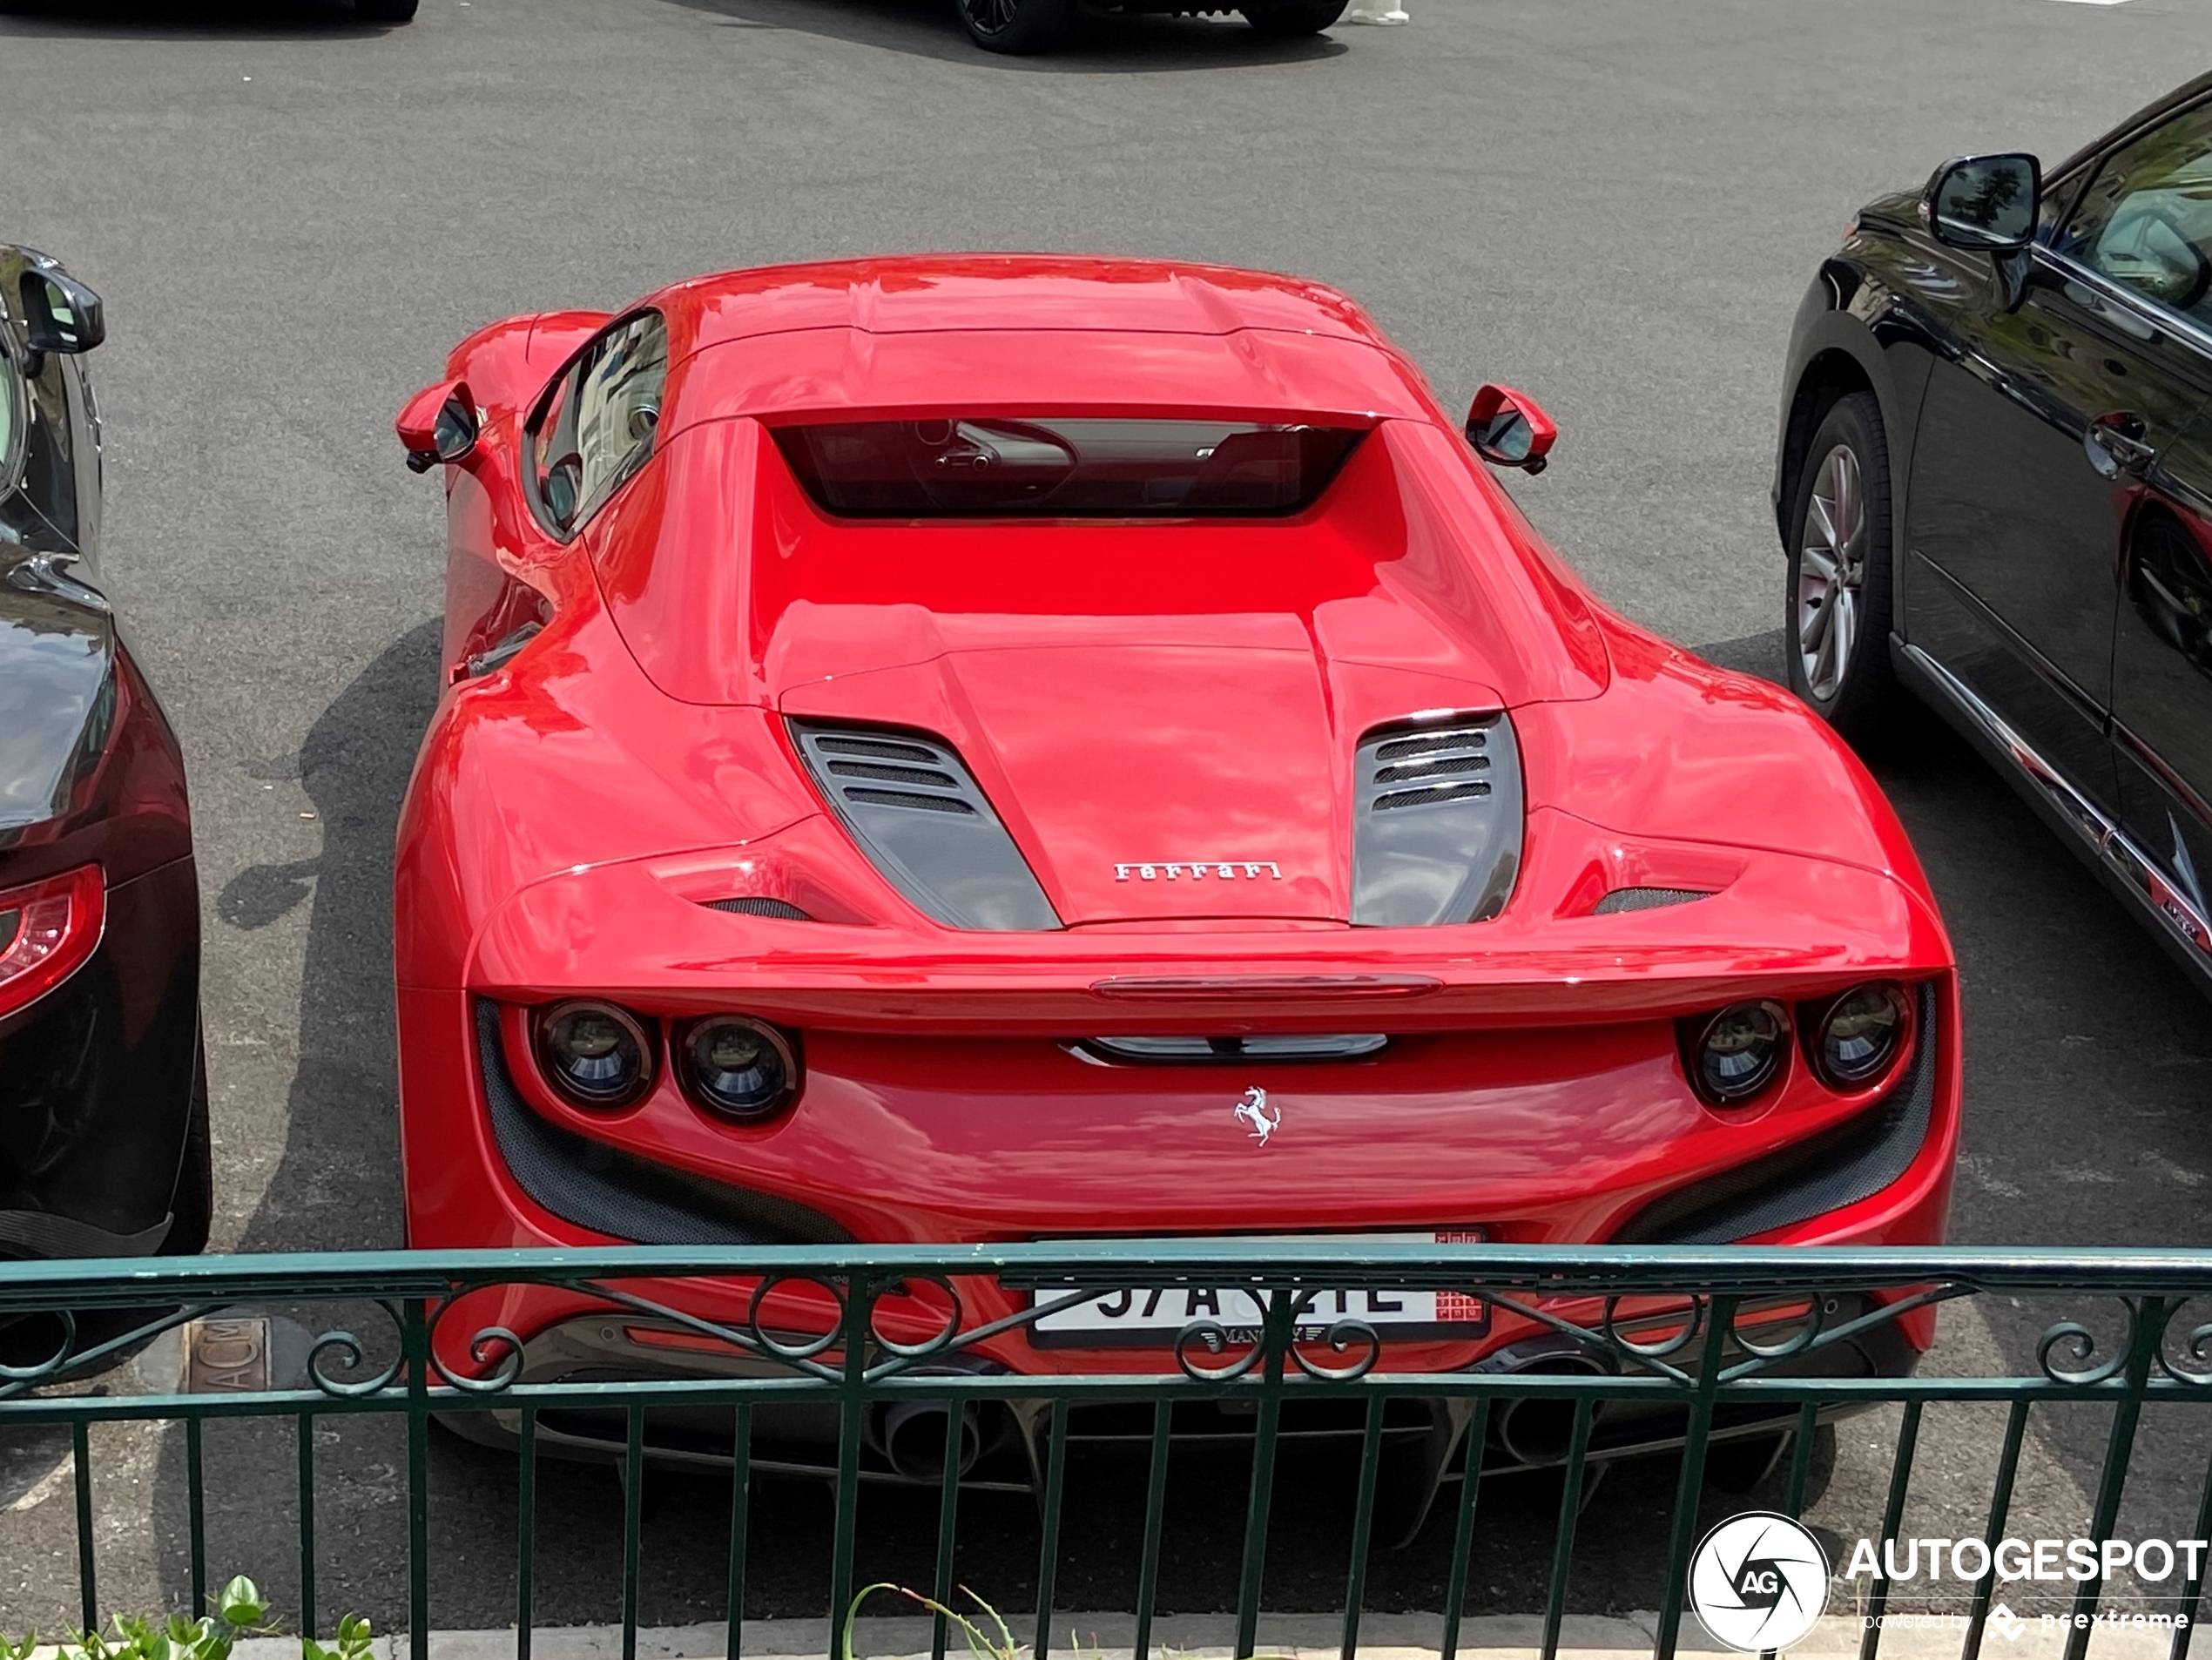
1114,862,1284,881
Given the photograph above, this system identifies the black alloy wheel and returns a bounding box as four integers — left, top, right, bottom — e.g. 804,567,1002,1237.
955,0,1078,52
1244,0,1349,32
1785,388,1904,747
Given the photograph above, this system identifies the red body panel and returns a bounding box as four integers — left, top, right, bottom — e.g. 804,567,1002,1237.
395,256,1960,1380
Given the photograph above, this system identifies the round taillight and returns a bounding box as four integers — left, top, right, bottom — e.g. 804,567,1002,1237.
535,1001,654,1108
1687,1001,1789,1106
1812,982,1910,1089
678,1016,799,1120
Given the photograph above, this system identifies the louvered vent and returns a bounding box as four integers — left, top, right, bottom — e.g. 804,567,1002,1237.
1592,887,1714,915
806,732,979,816
1351,713,1523,928
790,722,1059,932
1369,724,1494,812
706,896,813,921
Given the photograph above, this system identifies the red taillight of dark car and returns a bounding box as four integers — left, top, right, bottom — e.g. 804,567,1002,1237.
0,863,105,1018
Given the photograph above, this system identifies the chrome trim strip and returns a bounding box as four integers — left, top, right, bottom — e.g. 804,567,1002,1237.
1903,643,2212,962
2030,245,2212,363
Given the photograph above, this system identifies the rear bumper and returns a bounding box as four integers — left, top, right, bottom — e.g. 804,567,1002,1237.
399,964,1959,1363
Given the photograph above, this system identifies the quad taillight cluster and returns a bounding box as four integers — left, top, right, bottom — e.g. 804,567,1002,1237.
0,864,105,1021
532,1000,801,1121
1679,981,1913,1109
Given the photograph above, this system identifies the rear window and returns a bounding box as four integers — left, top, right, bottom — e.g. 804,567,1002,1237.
772,418,1364,518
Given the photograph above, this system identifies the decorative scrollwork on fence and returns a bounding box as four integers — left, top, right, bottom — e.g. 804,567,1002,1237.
867,1272,964,1363
2155,1301,2212,1387
2034,1298,2141,1387
307,1299,408,1399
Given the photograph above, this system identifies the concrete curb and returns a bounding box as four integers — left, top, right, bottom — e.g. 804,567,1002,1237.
165,1610,2187,1660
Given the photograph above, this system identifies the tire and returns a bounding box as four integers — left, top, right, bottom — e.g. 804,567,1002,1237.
1243,0,1348,32
1784,388,1903,748
953,0,1076,52
161,1034,214,1258
354,0,420,19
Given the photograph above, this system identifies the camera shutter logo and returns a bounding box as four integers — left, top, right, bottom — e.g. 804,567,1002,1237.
1688,1511,1831,1652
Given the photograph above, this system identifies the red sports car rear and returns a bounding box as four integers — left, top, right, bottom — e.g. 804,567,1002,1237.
391,256,1957,1522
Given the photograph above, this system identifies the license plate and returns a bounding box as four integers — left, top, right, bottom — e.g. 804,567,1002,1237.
1025,1230,1490,1348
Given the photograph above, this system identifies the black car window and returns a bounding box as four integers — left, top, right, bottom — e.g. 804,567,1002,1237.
0,338,20,496
2057,101,2212,325
525,310,668,537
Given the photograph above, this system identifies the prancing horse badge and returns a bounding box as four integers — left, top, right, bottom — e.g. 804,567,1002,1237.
1234,1086,1280,1146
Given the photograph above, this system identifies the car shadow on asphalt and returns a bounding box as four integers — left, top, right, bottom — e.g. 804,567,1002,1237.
0,0,398,37
117,619,2212,1632
659,0,1348,71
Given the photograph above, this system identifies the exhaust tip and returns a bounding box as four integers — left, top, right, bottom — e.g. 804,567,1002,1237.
879,1400,981,1483
1494,1353,1611,1468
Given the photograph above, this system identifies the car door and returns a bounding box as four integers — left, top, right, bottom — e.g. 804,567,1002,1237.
1900,98,2212,818
2079,117,2212,942
0,246,93,562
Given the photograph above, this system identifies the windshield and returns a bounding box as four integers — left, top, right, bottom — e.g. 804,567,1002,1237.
772,418,1364,518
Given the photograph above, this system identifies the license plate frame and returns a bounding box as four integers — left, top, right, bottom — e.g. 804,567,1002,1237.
1021,1229,1492,1350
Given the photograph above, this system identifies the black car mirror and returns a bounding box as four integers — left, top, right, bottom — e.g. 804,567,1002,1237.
1922,153,2040,253
20,270,105,356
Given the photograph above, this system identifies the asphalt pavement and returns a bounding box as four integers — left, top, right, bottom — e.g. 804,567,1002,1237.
3,0,2212,1637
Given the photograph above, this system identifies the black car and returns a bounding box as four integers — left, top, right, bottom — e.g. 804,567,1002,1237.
953,0,1345,53
1774,72,2212,1000
0,246,207,1285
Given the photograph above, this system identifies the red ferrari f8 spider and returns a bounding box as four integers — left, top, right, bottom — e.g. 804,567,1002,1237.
393,256,1957,1523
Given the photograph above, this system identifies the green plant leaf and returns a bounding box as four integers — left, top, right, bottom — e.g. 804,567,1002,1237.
216,1580,266,1630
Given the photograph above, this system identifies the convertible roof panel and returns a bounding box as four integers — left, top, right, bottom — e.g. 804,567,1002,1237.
660,255,1393,348
648,256,1440,430
664,324,1438,432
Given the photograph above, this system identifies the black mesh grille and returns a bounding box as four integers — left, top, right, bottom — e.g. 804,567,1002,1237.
1375,754,1490,783
1593,887,1715,915
474,1001,852,1246
1377,729,1487,763
705,896,813,921
1613,982,1940,1245
844,787,976,814
813,735,941,764
1374,781,1491,810
826,761,961,788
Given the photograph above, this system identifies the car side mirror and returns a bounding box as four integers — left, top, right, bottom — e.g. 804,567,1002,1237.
396,379,478,473
1922,152,2040,253
1465,384,1556,474
17,267,104,372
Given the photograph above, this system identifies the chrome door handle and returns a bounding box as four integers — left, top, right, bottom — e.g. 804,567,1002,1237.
2087,410,2156,479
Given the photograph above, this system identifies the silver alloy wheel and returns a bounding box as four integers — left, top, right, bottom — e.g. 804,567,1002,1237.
962,0,1017,30
1797,442,1865,702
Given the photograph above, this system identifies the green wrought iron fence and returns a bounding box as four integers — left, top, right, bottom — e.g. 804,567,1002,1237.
4,1242,2212,1660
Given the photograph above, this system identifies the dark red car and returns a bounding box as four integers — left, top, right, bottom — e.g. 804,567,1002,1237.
393,256,1957,1528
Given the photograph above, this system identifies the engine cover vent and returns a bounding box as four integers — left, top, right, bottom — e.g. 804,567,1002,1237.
1352,713,1523,927
791,722,1060,931
1592,887,1714,915
706,896,814,921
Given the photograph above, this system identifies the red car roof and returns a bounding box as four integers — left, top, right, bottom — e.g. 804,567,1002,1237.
648,255,1442,428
